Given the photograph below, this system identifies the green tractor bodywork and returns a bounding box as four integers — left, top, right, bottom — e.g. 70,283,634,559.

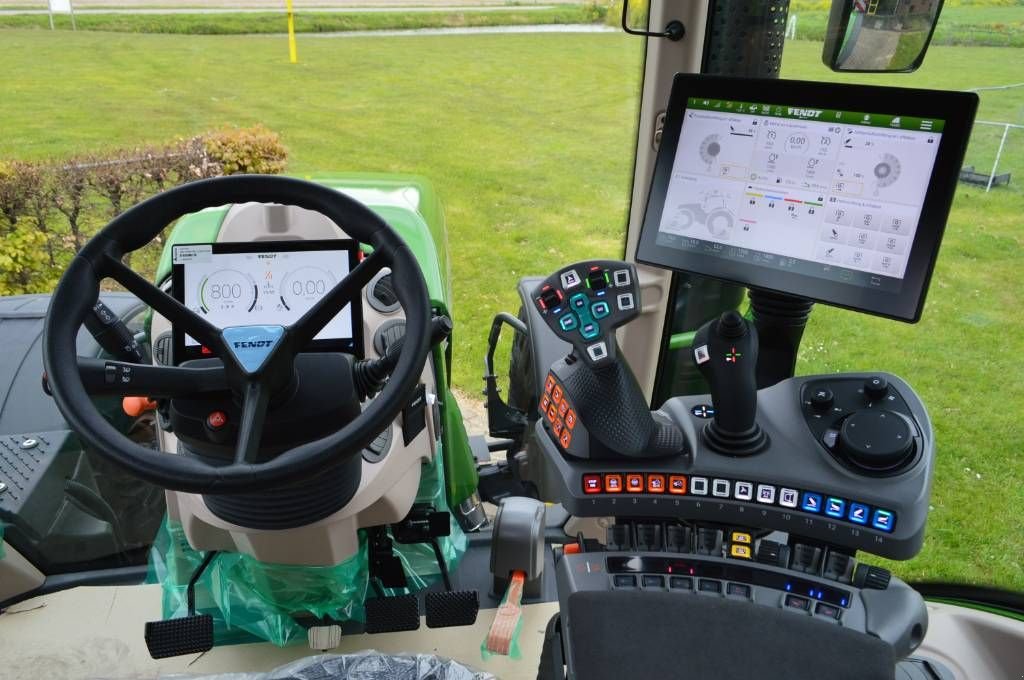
155,172,479,510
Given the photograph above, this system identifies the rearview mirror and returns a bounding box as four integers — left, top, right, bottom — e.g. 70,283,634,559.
823,0,945,73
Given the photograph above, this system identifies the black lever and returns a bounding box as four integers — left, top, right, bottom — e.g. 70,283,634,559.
692,310,768,455
353,314,453,400
84,301,147,364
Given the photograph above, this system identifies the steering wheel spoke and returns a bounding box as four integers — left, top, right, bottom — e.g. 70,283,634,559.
77,357,228,398
101,254,226,353
290,248,388,348
233,381,270,464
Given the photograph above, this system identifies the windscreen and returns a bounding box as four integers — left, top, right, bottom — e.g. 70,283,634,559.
658,99,942,289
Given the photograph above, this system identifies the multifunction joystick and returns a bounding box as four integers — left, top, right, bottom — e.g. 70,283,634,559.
532,260,684,460
692,310,768,455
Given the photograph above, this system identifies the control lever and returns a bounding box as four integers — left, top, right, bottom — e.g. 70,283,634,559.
84,301,147,364
692,310,768,455
353,315,453,400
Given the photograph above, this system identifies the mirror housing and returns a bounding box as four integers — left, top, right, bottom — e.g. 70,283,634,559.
823,0,945,73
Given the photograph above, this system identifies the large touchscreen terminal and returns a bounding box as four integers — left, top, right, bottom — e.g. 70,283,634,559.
171,240,363,362
636,75,977,321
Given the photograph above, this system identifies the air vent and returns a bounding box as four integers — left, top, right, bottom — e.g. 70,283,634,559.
373,319,407,356
367,269,401,314
363,426,393,463
153,331,173,366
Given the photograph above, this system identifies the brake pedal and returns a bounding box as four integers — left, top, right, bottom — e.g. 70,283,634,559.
425,590,480,628
144,614,214,659
144,550,218,659
365,594,420,634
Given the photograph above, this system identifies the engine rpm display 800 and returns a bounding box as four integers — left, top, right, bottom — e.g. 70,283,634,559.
171,240,363,357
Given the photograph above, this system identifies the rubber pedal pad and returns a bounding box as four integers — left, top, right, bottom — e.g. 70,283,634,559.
144,614,214,659
365,594,420,634
425,590,480,628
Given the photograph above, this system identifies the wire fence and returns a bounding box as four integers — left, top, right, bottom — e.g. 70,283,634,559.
962,121,1021,193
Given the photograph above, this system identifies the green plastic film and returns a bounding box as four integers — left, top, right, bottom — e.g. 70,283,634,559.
0,521,6,560
147,446,466,647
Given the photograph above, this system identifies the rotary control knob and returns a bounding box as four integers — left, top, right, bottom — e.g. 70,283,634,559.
864,375,889,400
837,409,915,472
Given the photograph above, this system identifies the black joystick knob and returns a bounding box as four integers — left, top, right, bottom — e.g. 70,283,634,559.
837,409,915,472
691,311,768,456
864,375,890,400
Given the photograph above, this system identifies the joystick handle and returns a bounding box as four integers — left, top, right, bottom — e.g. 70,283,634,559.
692,311,767,455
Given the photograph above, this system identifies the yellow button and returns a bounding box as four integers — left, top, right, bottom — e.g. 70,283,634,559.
730,544,752,559
731,532,752,545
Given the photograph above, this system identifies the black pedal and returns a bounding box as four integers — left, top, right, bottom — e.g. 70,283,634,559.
144,614,214,659
425,590,480,629
365,594,420,634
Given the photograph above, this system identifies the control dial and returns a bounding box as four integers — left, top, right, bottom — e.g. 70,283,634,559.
837,409,914,472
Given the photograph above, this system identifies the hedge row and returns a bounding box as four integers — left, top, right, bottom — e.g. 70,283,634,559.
0,125,287,296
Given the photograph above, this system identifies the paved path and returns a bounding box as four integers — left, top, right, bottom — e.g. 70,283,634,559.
0,0,580,9
273,23,614,37
0,4,564,14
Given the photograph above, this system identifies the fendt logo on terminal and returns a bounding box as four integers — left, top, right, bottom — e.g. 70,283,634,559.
787,107,823,119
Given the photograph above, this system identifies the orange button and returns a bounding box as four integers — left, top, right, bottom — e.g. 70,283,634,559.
552,385,564,404
563,542,582,555
559,430,573,449
647,474,666,494
540,395,551,413
564,410,577,430
626,474,644,493
206,410,228,430
604,474,623,493
547,404,558,422
545,375,555,394
582,474,602,494
558,400,570,417
552,420,563,437
669,475,687,495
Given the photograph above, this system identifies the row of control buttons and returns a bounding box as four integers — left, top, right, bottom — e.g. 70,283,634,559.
542,373,577,450
612,575,841,621
560,266,632,292
579,472,896,533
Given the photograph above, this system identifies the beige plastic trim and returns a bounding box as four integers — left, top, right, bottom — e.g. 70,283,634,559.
619,0,710,402
0,542,45,604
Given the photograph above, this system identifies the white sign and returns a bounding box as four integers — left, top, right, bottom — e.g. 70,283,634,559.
49,0,73,12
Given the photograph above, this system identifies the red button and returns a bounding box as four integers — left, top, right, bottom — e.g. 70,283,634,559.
207,410,228,430
552,420,563,437
559,430,573,449
565,410,577,430
552,385,564,404
583,474,602,494
545,375,555,395
669,475,687,495
540,395,551,413
647,474,666,494
626,474,644,493
558,400,570,418
604,474,623,493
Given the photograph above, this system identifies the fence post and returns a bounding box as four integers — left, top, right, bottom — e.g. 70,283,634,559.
986,124,1011,193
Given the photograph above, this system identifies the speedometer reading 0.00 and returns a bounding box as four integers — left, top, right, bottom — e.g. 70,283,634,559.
279,266,337,312
199,269,258,314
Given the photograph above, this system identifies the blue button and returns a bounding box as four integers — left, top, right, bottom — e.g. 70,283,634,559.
559,314,578,331
825,497,845,518
848,503,869,525
871,509,895,533
591,301,610,319
801,492,822,513
580,322,600,340
570,293,588,310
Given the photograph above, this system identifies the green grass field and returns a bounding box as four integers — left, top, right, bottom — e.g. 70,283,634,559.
0,29,1021,591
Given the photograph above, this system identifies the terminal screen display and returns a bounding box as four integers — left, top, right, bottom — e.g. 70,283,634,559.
636,76,977,321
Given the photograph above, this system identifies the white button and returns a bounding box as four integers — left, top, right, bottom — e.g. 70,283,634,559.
712,479,731,498
779,488,799,508
617,293,635,311
756,484,776,504
690,477,708,495
586,342,608,362
734,481,753,501
560,269,582,290
613,269,631,287
693,344,710,365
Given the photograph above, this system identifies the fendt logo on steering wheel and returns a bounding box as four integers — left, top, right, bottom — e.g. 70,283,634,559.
233,339,276,349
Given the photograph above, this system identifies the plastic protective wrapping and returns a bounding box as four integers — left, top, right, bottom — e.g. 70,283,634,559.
0,521,6,559
162,651,494,680
147,447,467,647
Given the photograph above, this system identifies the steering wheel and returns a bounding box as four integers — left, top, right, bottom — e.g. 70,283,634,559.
43,175,432,494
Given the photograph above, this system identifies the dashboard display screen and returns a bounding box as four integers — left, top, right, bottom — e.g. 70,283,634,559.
171,240,363,359
636,75,977,321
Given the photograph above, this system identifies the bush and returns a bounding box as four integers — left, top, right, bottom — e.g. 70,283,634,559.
0,126,289,295
605,0,648,28
203,125,288,176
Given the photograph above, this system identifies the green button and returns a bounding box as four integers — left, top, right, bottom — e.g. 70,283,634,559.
559,314,578,331
580,322,600,340
570,293,589,311
591,301,610,319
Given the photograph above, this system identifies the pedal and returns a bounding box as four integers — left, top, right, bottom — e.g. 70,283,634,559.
144,614,214,659
365,594,420,634
425,590,480,629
